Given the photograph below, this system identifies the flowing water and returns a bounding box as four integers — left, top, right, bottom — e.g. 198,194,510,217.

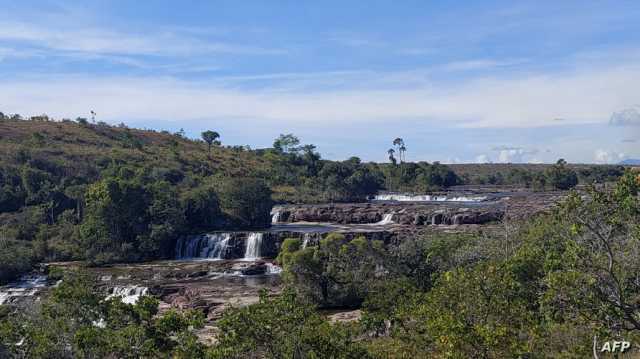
373,213,395,225
243,233,263,259
271,210,281,223
175,233,231,259
106,285,149,304
373,193,488,202
0,275,48,305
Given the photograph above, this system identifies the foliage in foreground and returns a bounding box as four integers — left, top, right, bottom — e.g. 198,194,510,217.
279,233,386,308
209,288,369,359
1,172,638,358
0,272,205,358
272,171,640,357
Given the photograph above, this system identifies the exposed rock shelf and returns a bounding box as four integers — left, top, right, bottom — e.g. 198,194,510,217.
272,203,504,226
272,191,565,226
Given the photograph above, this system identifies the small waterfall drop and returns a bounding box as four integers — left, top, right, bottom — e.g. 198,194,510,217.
271,210,281,223
0,275,48,305
374,213,395,225
244,233,264,260
175,233,231,259
265,263,283,274
302,233,311,249
107,286,148,305
373,194,487,202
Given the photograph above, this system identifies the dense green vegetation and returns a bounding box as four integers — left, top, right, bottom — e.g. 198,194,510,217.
210,288,369,358
3,171,635,357
0,116,459,281
0,112,637,357
0,114,628,281
250,171,639,357
0,272,206,358
451,161,625,188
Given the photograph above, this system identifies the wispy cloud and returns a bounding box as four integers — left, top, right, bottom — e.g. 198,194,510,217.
0,46,45,61
2,58,639,130
440,58,527,72
0,21,286,58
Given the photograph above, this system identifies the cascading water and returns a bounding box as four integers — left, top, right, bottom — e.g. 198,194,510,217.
373,194,488,202
265,263,283,274
244,233,263,259
175,233,231,259
107,286,148,305
374,213,395,225
302,233,311,249
271,210,281,223
0,275,48,305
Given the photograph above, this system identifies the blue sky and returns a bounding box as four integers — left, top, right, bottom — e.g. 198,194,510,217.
1,1,639,163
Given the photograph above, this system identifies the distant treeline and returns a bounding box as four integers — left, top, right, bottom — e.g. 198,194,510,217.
451,162,626,188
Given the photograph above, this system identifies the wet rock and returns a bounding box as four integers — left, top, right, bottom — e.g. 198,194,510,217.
187,270,208,279
239,263,267,276
275,203,504,226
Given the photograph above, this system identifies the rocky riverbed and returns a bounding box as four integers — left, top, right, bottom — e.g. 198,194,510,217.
272,190,564,226
3,187,568,343
47,260,283,321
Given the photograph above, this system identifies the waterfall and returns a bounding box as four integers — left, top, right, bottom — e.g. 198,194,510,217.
244,233,263,259
374,213,395,225
107,286,148,305
175,233,231,259
271,210,281,223
373,194,487,202
271,207,280,224
0,275,48,305
302,233,311,249
0,292,9,305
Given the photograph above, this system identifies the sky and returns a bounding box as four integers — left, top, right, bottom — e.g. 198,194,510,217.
0,1,639,163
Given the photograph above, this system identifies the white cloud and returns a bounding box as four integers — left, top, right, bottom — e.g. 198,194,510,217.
594,149,626,164
1,42,640,132
497,149,525,163
475,154,491,163
610,107,640,126
491,146,539,163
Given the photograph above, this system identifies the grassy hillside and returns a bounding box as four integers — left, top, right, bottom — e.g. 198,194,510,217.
0,118,268,181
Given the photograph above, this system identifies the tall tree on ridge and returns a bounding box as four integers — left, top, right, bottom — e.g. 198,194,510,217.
393,138,406,162
387,148,396,165
201,130,220,153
